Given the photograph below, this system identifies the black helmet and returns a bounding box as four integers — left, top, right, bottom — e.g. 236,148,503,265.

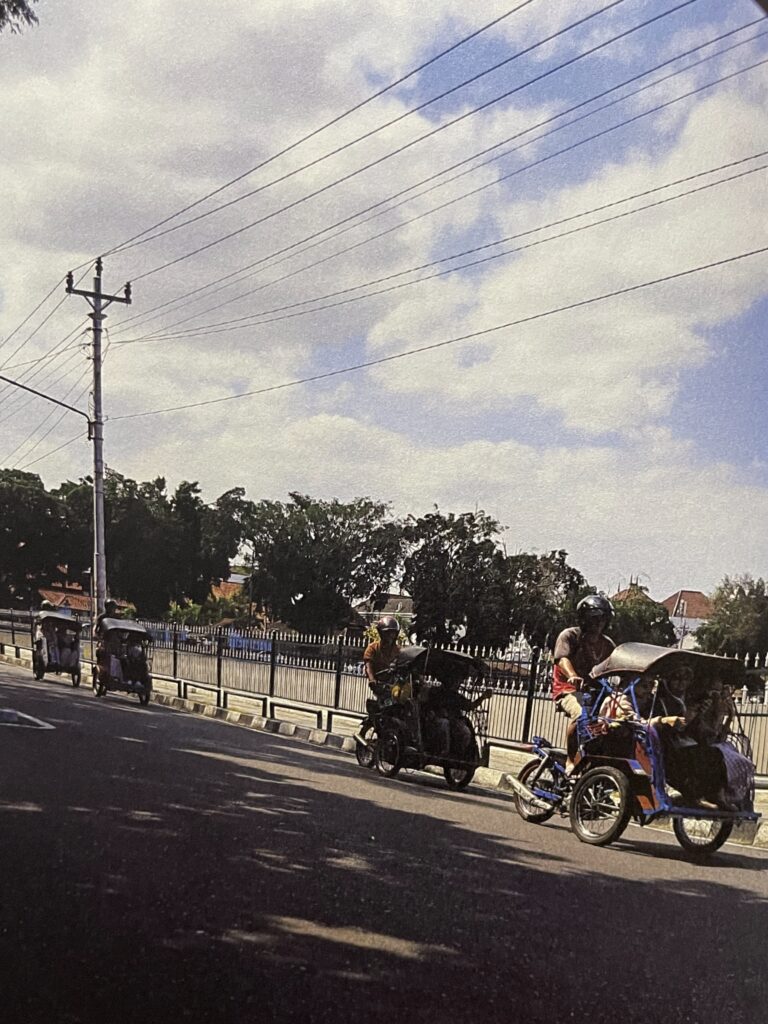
376,615,399,637
104,599,118,613
576,594,613,627
40,600,54,611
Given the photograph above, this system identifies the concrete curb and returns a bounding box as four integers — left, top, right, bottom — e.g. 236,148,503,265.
149,693,358,755
3,651,766,849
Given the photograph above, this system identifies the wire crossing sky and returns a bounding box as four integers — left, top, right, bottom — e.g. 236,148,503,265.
2,0,767,601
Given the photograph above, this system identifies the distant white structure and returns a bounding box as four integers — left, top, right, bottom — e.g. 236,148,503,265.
661,589,714,650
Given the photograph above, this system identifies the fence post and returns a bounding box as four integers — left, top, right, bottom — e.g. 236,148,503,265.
521,647,540,743
333,636,344,709
172,626,178,680
269,631,277,699
10,608,15,645
216,629,225,708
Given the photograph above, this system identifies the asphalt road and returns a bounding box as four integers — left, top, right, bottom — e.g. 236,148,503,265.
1,663,765,1024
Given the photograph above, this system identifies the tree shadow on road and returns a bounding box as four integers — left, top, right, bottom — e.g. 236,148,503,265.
0,675,766,1024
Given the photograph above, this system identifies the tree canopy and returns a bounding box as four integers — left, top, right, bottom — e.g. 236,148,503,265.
247,493,403,634
610,587,677,647
402,509,507,646
696,575,768,656
5,468,728,649
0,1,38,34
0,469,251,617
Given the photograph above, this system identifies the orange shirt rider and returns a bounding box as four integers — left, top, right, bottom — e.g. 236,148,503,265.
363,617,401,690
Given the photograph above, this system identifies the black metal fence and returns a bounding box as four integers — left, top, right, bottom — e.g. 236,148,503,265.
2,611,767,773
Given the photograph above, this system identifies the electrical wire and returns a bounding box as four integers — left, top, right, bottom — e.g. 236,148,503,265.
129,0,698,284
113,0,632,263
86,1,541,265
0,276,65,356
15,431,85,472
0,349,90,440
117,42,768,343
7,370,92,467
0,267,90,381
111,17,765,338
0,324,89,410
120,160,767,342
110,245,768,421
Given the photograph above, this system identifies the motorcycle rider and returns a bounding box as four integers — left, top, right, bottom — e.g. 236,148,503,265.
552,594,615,773
356,616,403,747
95,598,119,638
35,599,58,667
363,616,402,693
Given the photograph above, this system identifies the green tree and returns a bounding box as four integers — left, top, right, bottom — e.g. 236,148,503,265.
611,586,677,646
0,1,37,34
696,575,768,655
247,493,403,634
0,470,67,606
503,549,590,646
402,508,510,647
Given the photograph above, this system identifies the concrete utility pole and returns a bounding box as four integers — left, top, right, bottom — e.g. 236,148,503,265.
66,259,131,619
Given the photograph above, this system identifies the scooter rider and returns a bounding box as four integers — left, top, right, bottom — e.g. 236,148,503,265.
552,594,615,773
95,599,119,638
363,616,401,695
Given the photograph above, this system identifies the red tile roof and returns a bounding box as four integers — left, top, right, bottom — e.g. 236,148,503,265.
38,588,130,615
211,580,243,601
661,590,713,620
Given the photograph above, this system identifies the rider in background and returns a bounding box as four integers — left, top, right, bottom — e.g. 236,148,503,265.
95,599,119,638
363,616,402,697
95,599,119,678
552,595,615,772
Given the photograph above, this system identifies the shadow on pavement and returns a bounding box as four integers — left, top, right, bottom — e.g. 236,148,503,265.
0,671,766,1024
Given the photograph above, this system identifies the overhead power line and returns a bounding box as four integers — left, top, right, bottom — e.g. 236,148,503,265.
117,42,768,343
113,0,630,262
68,2,540,269
111,245,768,421
15,431,84,472
129,0,697,284
0,321,89,408
0,277,65,357
118,159,767,344
0,267,91,382
6,371,92,468
111,15,763,338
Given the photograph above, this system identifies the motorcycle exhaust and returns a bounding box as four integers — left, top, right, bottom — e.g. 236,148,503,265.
503,773,554,812
353,733,372,749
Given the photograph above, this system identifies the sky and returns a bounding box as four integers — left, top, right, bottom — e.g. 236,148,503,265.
1,0,767,603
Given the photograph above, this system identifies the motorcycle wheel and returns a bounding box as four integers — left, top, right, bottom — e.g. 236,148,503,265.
443,764,476,790
33,655,45,681
513,759,559,824
570,766,631,846
72,670,81,688
92,673,107,698
355,720,376,769
375,726,403,778
443,740,479,790
138,687,151,707
672,816,733,856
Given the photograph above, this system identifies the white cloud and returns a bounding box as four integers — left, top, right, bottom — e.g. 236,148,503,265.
1,0,767,604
